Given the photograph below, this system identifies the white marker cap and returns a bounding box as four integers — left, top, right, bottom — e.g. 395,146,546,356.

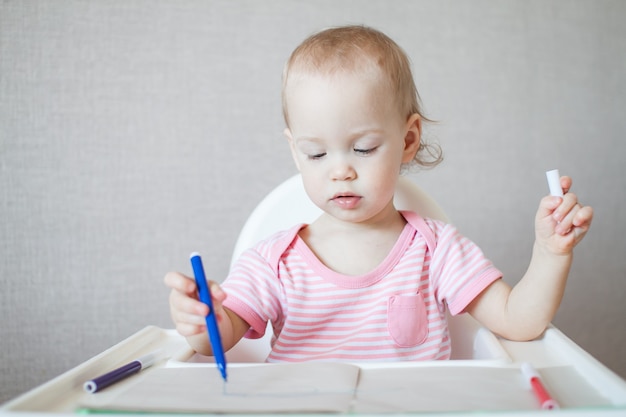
546,169,563,197
137,349,165,369
521,362,540,382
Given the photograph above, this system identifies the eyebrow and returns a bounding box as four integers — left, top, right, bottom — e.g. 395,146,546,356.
294,128,386,143
293,136,323,143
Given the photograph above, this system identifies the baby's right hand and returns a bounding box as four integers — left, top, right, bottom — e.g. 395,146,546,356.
163,271,227,337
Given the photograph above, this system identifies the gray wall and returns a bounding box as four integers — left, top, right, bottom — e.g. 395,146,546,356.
1,0,625,404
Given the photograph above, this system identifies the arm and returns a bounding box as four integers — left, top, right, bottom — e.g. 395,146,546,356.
164,272,250,355
466,176,593,341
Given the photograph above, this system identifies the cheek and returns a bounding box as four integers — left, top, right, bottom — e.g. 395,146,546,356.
367,162,402,194
367,152,404,178
298,164,321,186
300,174,326,207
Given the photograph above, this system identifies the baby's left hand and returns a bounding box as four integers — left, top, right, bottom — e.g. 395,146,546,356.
535,175,594,255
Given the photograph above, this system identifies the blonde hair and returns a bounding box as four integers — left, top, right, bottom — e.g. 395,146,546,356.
282,25,442,169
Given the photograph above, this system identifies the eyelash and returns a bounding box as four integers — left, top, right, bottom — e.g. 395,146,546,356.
307,153,326,160
355,147,377,155
306,147,378,160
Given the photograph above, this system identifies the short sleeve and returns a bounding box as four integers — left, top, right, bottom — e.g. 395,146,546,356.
221,247,284,339
428,221,503,315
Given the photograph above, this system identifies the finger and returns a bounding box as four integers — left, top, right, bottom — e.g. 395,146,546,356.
164,271,196,295
209,281,228,302
569,219,590,242
170,288,209,316
559,175,573,195
573,205,594,228
173,310,208,327
555,204,580,235
573,224,589,241
552,192,579,223
556,203,593,239
176,322,207,337
537,195,562,220
571,206,593,242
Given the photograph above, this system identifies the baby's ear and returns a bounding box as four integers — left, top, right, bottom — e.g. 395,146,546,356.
284,128,301,171
402,114,421,163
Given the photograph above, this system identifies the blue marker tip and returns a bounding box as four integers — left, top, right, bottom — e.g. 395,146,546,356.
189,252,227,381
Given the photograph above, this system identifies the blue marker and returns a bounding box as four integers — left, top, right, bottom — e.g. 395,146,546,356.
190,252,227,381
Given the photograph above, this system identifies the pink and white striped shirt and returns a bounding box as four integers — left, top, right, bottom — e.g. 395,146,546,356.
222,211,502,362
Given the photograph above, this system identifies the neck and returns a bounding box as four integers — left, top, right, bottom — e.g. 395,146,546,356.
315,204,406,234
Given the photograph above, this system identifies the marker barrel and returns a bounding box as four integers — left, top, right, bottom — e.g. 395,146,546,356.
84,361,141,393
83,350,163,394
529,377,560,410
521,362,560,410
190,252,228,381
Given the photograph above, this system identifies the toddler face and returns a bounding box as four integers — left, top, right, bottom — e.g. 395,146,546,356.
285,70,419,225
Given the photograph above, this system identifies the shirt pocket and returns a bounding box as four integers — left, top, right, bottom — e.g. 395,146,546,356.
387,294,429,347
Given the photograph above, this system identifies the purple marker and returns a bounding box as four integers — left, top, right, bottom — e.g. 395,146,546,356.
83,350,163,393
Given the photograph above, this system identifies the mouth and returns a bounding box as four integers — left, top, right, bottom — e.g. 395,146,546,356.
332,191,359,199
331,193,362,209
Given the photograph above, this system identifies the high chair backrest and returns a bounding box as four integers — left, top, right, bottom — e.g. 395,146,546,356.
230,174,449,268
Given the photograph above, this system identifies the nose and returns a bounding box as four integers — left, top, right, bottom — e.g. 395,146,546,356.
330,156,356,181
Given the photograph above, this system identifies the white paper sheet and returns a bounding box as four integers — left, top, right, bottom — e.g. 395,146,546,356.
80,363,612,414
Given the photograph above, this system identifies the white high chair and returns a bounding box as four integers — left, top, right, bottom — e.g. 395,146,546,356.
225,174,509,363
4,175,626,415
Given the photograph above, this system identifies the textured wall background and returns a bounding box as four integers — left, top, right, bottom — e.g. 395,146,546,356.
1,0,625,404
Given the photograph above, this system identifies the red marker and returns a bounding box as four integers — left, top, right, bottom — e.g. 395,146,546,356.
521,362,560,410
